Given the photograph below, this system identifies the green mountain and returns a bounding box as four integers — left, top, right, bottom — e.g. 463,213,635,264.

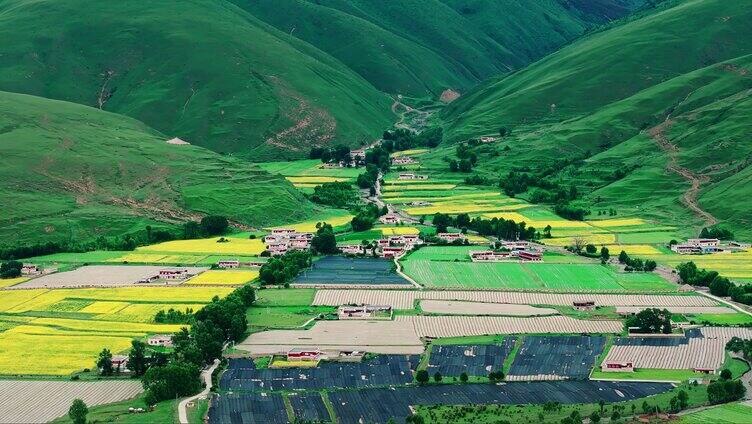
441,0,752,237
233,0,646,96
0,91,319,247
0,0,393,161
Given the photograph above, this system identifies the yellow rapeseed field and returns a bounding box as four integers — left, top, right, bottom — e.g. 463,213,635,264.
546,234,618,247
186,270,259,286
0,289,48,312
94,303,199,323
0,277,28,288
604,245,663,255
644,250,752,280
587,218,648,227
390,148,429,157
481,212,591,229
276,214,354,232
382,184,457,191
107,253,207,264
286,176,350,183
406,201,527,215
379,226,420,235
137,237,266,255
80,301,129,314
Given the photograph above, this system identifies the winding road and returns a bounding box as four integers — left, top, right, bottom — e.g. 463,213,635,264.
178,358,219,424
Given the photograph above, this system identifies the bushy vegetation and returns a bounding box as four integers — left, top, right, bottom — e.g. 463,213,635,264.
676,262,736,297
310,182,358,208
382,127,442,151
259,251,312,286
0,260,22,278
351,204,386,232
432,213,538,240
699,226,734,241
625,308,672,334
617,251,657,273
310,224,338,255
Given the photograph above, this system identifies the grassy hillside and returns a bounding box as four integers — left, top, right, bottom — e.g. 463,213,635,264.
0,91,321,247
438,0,752,238
234,0,646,96
0,0,393,160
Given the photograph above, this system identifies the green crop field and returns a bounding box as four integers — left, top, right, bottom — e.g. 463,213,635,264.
678,402,752,424
401,259,674,291
591,368,708,383
687,313,752,326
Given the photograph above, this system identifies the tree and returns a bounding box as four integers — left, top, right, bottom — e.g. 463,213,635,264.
625,308,672,334
433,372,442,382
183,221,202,239
618,250,630,264
142,361,202,405
68,399,88,424
488,370,504,382
710,276,732,297
432,213,451,233
571,236,586,253
310,223,338,254
720,369,732,380
128,339,148,376
677,261,698,284
460,372,468,383
677,389,689,409
0,260,22,278
707,379,746,404
585,244,597,254
589,411,601,423
416,369,429,385
200,215,229,236
97,348,113,375
543,225,552,238
600,247,610,262
405,415,425,424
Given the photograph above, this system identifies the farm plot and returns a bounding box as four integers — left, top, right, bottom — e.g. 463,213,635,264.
420,300,558,316
293,256,409,286
12,265,207,289
106,253,208,264
678,402,752,423
643,250,752,281
615,306,736,315
401,260,672,291
186,270,259,286
603,333,727,370
405,246,486,261
258,159,362,178
322,382,673,424
220,355,418,391
0,286,229,375
427,340,516,377
273,212,353,232
312,289,718,310
403,316,622,338
208,392,287,424
0,380,143,424
0,277,27,288
507,336,605,381
137,237,266,255
237,320,425,355
287,393,331,423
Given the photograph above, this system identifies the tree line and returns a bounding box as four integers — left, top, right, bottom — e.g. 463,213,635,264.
431,213,539,241
1,215,231,261
676,262,739,299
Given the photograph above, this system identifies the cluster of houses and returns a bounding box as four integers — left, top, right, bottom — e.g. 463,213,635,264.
397,172,428,180
216,259,265,269
340,234,424,259
469,241,543,262
391,156,417,166
264,228,314,256
337,304,393,320
670,238,750,255
136,268,198,283
379,213,402,225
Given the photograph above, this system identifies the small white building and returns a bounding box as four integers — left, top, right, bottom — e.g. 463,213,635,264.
379,214,401,225
687,238,720,247
21,264,40,275
147,334,174,348
217,260,240,269
341,245,366,255
397,173,428,180
159,269,189,280
391,157,417,166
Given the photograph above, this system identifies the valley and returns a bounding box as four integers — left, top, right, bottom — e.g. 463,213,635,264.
0,0,751,423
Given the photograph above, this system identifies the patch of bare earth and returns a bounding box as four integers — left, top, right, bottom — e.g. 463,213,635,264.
440,89,460,103
265,77,336,151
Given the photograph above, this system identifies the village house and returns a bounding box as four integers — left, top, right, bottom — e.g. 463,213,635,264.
287,348,323,362
379,213,401,225
687,238,720,247
380,246,405,259
437,232,465,243
159,269,190,280
21,264,40,276
397,173,428,180
271,228,296,236
469,250,512,262
601,361,634,373
267,243,289,256
670,243,703,254
479,136,497,143
337,304,392,319
391,156,417,166
147,334,174,348
111,355,130,372
376,238,391,247
500,241,542,252
517,250,543,262
350,148,366,161
573,300,596,311
217,259,240,269
340,244,366,255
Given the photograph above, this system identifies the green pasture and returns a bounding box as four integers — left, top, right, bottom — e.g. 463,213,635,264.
679,403,752,424
590,368,707,382
258,160,363,178
688,313,752,326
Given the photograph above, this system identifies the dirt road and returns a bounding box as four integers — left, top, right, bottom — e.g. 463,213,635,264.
649,120,718,227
